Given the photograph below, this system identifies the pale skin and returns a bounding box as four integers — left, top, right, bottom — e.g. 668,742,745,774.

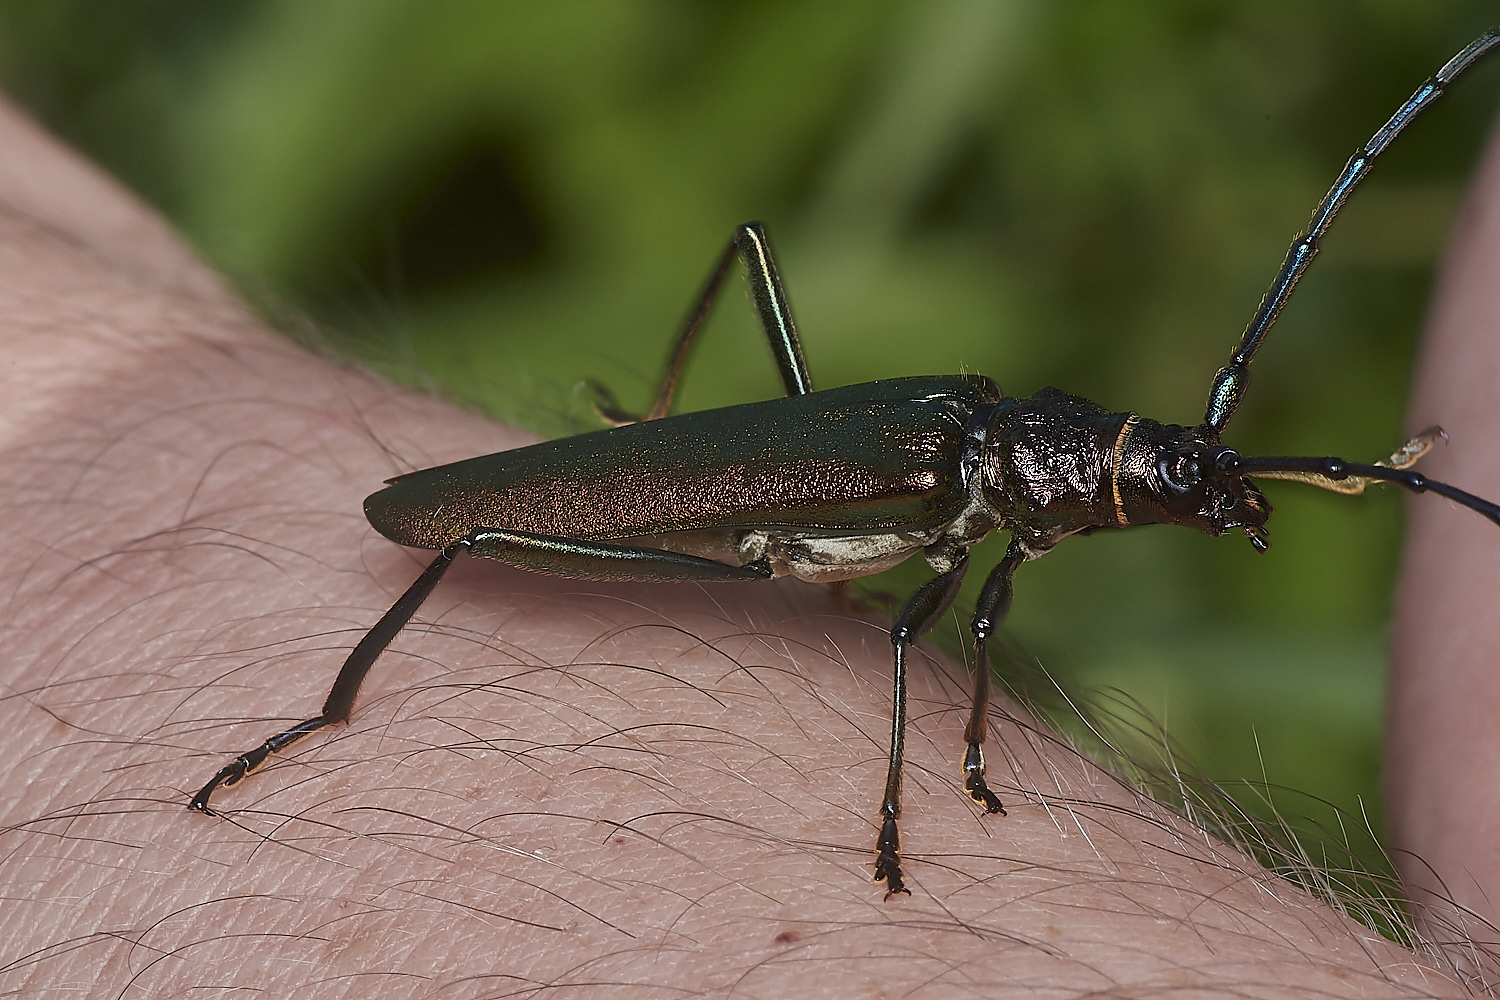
1390,110,1500,981
0,93,1496,997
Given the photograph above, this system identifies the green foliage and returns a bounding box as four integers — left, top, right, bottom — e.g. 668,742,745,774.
4,0,1496,885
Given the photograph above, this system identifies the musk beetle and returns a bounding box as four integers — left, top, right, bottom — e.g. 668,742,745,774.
192,28,1500,899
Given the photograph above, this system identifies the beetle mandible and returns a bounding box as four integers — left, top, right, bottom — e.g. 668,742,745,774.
191,28,1500,899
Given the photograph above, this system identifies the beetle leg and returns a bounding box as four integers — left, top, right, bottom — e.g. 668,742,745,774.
644,221,812,420
963,541,1026,815
464,528,775,582
191,531,773,814
876,554,969,898
588,222,812,425
190,541,466,814
731,222,811,401
578,379,641,428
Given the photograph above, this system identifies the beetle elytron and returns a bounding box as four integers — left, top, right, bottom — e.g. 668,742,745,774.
193,29,1500,898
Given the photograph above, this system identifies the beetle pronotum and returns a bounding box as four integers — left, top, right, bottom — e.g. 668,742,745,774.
192,28,1500,899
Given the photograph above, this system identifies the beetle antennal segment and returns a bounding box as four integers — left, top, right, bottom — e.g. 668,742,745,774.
1226,449,1500,528
1203,28,1500,435
1234,427,1446,495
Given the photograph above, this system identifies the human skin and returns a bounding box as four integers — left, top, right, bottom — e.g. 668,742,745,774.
0,93,1491,997
1389,115,1500,979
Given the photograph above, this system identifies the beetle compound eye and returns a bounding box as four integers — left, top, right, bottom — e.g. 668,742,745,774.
1158,451,1203,494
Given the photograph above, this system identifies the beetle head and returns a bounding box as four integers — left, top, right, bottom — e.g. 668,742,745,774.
1123,421,1272,550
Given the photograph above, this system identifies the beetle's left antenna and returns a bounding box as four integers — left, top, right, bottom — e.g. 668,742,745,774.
1203,28,1500,436
1224,444,1500,529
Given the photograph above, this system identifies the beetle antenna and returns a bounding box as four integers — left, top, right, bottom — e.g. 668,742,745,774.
1221,449,1500,529
1202,28,1500,435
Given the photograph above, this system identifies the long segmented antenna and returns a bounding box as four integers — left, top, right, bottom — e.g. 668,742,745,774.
1244,426,1444,495
1222,447,1500,529
1203,27,1500,435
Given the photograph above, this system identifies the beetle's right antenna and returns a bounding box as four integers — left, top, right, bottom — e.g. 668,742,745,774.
1203,28,1500,436
1222,426,1500,529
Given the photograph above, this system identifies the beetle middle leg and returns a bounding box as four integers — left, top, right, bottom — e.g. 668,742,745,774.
877,553,970,897
588,221,811,425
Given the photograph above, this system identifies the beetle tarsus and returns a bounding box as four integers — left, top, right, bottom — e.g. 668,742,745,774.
190,716,330,813
188,760,245,814
874,814,909,898
579,379,642,426
189,748,262,813
967,778,1005,815
963,744,1006,815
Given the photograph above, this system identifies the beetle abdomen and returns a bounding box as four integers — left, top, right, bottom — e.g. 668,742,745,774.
365,375,999,552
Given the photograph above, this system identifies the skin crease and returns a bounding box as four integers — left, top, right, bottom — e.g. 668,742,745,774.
0,92,1493,998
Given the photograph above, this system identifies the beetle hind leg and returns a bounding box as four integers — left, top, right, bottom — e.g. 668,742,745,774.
190,530,773,815
190,541,466,813
876,555,970,898
464,528,774,582
586,222,812,426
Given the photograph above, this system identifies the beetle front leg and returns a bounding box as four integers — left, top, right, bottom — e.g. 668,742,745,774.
876,554,969,898
962,541,1027,815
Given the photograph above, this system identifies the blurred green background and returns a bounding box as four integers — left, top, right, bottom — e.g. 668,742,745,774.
3,1,1496,894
